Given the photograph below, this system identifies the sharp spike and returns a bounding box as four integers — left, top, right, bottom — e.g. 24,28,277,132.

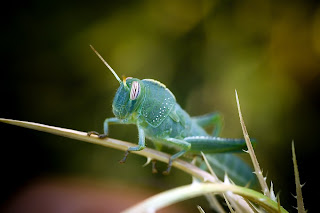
242,149,249,153
291,193,297,199
142,157,152,167
90,45,121,83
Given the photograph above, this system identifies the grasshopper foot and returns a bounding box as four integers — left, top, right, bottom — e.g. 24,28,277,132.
162,160,173,175
152,160,158,174
119,150,130,164
87,131,108,139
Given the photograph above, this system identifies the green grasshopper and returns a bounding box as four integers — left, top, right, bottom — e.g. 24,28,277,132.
88,46,257,186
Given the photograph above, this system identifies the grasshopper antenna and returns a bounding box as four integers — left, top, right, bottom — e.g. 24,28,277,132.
90,45,122,84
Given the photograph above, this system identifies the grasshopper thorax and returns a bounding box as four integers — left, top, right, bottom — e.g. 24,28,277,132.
112,77,144,119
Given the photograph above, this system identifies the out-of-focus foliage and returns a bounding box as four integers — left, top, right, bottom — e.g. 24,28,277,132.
1,0,319,212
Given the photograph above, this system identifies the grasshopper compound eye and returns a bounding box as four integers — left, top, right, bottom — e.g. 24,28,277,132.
130,81,141,100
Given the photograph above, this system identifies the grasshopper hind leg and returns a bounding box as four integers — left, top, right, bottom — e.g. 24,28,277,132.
191,112,223,136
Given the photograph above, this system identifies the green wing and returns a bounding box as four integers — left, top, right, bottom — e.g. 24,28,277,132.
140,79,176,127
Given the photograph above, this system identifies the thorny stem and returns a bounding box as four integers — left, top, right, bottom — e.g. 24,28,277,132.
292,141,306,213
235,90,271,198
0,117,289,212
0,118,217,183
122,183,288,213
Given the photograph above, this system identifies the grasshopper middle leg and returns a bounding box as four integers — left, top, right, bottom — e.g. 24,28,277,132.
162,138,191,174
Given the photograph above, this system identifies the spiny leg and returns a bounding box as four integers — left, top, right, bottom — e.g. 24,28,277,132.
162,138,191,175
119,126,145,163
191,112,223,136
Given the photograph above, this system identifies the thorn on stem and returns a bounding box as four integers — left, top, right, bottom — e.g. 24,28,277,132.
300,182,306,188
142,157,152,167
291,193,297,199
242,149,249,153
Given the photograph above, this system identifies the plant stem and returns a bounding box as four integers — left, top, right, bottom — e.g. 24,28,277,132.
292,141,306,213
0,118,217,183
235,90,271,198
122,183,288,213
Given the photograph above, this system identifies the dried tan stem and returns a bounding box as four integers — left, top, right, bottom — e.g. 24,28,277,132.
0,118,217,183
235,90,270,197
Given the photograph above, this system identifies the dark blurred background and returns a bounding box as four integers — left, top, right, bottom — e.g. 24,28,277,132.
1,0,319,212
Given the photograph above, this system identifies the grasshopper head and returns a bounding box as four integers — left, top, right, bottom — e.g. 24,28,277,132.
112,77,144,119
89,46,144,120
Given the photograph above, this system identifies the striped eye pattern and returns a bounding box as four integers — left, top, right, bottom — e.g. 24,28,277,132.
130,81,141,100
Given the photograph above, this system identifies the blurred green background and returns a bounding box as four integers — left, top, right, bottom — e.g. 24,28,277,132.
1,0,319,212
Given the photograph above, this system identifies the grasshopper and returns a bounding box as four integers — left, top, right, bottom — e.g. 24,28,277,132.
88,46,257,186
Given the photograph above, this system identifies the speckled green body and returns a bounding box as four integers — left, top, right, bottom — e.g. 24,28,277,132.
89,46,257,186
98,77,257,187
136,79,207,145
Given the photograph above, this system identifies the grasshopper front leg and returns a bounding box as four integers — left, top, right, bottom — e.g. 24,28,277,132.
87,117,123,138
119,126,145,163
87,118,146,164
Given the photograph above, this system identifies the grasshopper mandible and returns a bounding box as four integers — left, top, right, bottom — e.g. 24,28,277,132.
88,46,257,186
